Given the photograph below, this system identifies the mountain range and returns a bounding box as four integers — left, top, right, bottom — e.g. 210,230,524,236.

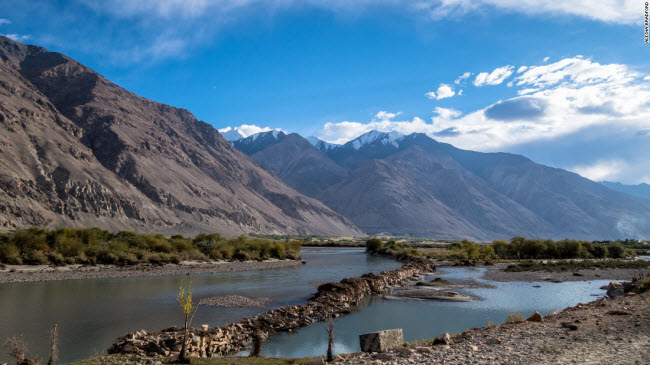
0,36,361,236
231,130,650,240
600,181,650,201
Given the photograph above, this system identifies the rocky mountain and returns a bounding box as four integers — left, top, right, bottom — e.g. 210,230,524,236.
233,130,650,240
600,181,650,201
235,132,347,197
0,36,361,236
306,136,339,152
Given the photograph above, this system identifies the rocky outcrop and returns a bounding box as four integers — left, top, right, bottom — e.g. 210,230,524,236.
108,259,436,358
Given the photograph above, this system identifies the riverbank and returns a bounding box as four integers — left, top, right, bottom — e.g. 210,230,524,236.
482,262,650,282
75,285,649,365
338,291,650,364
0,260,302,284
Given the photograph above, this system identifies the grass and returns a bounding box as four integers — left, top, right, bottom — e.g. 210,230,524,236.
0,228,301,266
504,259,650,272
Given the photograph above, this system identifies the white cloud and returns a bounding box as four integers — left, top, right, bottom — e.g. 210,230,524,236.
2,33,30,42
218,124,280,139
321,57,650,151
543,56,550,62
473,65,514,86
516,66,528,73
425,83,456,100
415,0,641,25
79,1,642,25
454,72,472,84
571,159,627,181
0,19,10,25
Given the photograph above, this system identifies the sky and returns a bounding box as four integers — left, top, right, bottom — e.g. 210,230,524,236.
1,0,649,184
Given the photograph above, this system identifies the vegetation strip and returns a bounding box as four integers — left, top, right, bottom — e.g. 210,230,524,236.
0,228,301,266
108,259,437,358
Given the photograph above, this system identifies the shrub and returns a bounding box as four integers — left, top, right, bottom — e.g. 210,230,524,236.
0,243,21,264
22,250,48,265
505,312,525,323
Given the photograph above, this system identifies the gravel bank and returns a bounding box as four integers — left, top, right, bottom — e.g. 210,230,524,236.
338,292,650,364
482,263,650,282
0,260,301,284
198,295,270,308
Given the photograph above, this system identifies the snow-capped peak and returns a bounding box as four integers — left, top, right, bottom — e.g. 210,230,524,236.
351,130,405,150
306,136,340,151
249,129,285,141
219,127,247,142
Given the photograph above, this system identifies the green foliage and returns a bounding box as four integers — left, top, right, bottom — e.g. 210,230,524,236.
505,312,525,323
366,238,419,260
0,228,302,266
365,236,636,263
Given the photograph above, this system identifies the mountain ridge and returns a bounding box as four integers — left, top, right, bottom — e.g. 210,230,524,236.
231,129,650,240
0,36,361,236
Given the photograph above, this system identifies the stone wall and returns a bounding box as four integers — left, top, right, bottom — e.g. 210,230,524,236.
108,258,436,358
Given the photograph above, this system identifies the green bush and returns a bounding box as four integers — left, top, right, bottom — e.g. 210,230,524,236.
0,228,302,266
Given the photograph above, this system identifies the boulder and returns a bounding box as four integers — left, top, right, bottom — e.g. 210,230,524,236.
432,332,451,345
359,329,404,353
526,311,543,322
415,346,433,354
606,281,625,298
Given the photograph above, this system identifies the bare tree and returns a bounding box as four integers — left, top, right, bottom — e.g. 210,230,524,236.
326,318,334,362
6,336,40,365
177,279,199,363
48,324,58,365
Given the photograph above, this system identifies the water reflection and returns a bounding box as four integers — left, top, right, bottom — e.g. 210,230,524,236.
0,248,401,363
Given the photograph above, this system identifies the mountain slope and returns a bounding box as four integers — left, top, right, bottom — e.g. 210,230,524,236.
0,36,361,236
231,129,650,240
236,132,348,197
600,181,650,201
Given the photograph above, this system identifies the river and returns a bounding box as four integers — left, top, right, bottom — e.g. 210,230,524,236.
0,248,615,363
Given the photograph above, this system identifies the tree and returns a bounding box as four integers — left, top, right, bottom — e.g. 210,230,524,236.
326,318,334,362
177,279,199,363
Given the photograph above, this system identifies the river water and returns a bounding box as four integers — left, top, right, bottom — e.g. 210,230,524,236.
0,248,615,363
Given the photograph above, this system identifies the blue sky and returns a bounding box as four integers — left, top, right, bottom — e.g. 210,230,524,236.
1,1,649,183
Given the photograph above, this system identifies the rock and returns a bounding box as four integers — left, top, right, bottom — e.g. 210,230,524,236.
415,346,433,354
526,311,543,322
396,347,414,356
432,332,451,345
201,324,209,330
373,353,394,361
607,310,632,316
606,281,625,298
310,358,325,365
561,322,578,331
144,341,166,356
470,345,479,351
359,329,404,353
489,338,503,345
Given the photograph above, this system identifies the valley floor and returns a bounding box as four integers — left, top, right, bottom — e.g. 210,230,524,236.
0,260,301,284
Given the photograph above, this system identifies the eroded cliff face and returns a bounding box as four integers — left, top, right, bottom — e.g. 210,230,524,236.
0,36,361,236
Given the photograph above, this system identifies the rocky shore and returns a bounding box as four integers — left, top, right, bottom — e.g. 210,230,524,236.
338,292,650,364
108,259,437,358
483,263,650,283
0,260,302,284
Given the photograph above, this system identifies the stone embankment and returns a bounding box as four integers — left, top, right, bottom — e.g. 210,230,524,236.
108,259,437,358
